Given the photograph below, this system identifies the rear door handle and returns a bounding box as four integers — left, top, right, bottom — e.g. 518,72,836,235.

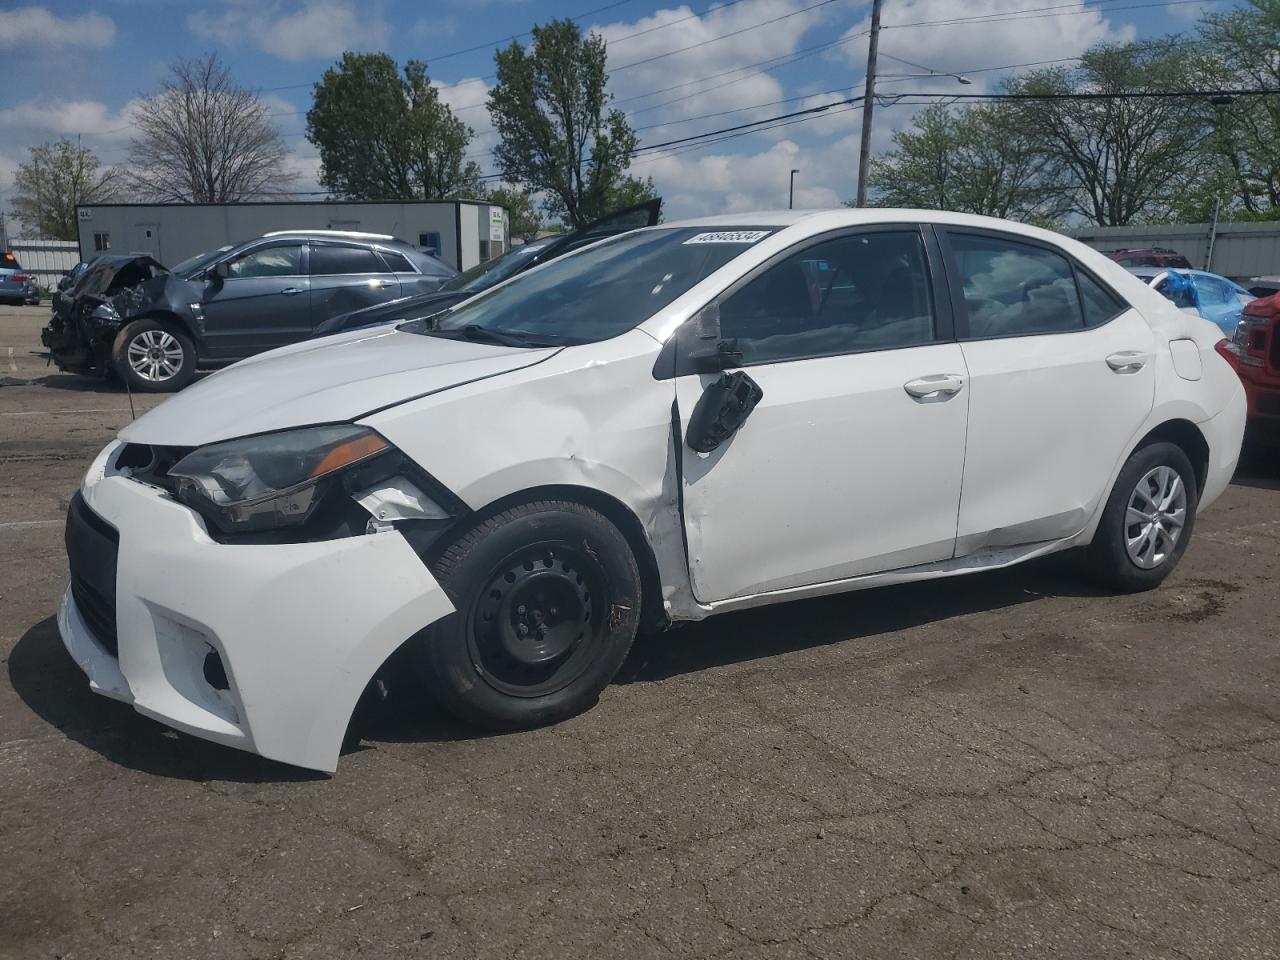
904,374,965,401
1106,351,1148,374
280,287,302,296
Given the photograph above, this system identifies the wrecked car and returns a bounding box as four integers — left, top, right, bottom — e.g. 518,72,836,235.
60,209,1245,772
42,231,456,392
1126,266,1257,336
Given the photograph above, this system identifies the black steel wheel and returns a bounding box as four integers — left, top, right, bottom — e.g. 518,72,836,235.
415,500,642,729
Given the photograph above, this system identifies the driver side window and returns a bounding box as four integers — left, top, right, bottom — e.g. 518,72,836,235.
718,231,936,365
225,244,303,279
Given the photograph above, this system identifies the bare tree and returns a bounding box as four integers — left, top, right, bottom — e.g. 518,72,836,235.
128,53,296,202
11,138,121,239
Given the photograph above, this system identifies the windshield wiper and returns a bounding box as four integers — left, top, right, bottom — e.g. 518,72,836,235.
455,324,560,348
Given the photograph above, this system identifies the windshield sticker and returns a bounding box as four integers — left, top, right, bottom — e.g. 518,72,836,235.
683,230,772,244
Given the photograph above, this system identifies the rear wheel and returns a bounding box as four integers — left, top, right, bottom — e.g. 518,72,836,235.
111,318,197,393
1086,441,1198,592
415,500,642,729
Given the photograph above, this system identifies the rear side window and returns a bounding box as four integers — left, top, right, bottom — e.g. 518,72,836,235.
1077,271,1126,327
720,230,935,365
378,250,414,273
950,234,1084,337
310,244,386,276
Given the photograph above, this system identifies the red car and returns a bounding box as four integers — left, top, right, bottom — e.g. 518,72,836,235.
1217,292,1280,429
1105,247,1194,269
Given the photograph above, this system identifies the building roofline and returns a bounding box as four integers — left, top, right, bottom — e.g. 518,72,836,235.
74,198,495,209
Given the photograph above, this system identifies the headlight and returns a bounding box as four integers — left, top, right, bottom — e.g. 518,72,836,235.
169,425,390,533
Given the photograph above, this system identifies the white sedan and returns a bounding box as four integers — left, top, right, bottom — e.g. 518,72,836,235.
60,209,1246,771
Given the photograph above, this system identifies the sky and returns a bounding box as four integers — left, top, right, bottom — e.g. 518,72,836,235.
0,0,1242,225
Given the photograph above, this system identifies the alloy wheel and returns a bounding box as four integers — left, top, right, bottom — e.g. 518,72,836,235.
126,330,184,383
1124,465,1188,569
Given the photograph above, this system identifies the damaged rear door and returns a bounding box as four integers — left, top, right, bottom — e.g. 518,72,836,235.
673,226,969,603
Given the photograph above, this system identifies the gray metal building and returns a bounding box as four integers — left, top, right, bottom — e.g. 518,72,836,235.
74,199,510,272
1069,220,1280,279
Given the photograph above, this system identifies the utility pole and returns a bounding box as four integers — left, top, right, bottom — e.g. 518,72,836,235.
855,0,883,208
789,168,799,209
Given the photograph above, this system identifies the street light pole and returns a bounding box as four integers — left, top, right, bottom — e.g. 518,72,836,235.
789,168,799,209
855,0,883,208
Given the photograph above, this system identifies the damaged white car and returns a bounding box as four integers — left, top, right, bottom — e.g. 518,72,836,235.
61,210,1246,772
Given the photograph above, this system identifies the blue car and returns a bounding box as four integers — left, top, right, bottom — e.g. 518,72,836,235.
1127,266,1256,335
0,250,39,305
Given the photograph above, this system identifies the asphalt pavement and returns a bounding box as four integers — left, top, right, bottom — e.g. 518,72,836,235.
2,304,1278,959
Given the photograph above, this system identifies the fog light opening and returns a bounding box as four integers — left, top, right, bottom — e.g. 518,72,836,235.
203,648,229,691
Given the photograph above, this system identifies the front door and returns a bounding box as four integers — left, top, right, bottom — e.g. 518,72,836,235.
937,228,1157,555
675,228,970,603
199,241,310,360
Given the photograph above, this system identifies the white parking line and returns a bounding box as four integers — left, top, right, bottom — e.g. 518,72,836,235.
0,519,61,530
7,347,14,371
2,408,136,417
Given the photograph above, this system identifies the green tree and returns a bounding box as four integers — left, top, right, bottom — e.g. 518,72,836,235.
1009,43,1211,226
1194,1,1280,217
307,52,482,200
11,138,120,239
486,186,544,241
488,19,654,227
861,103,1062,221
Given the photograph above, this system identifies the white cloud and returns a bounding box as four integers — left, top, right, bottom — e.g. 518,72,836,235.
0,6,116,50
0,97,144,144
189,0,390,62
434,77,496,164
598,1,834,145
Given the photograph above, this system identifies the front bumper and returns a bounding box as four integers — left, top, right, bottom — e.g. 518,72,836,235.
59,441,454,772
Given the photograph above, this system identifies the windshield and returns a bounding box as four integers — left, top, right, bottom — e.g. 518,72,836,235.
439,237,556,293
405,227,770,346
171,245,233,278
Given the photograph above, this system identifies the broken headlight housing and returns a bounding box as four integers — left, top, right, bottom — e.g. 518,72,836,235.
169,425,392,534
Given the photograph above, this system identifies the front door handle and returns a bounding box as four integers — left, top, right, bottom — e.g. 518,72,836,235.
280,287,302,296
1106,351,1149,374
904,374,965,401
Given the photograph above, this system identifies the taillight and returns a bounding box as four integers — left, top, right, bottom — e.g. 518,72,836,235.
11,273,28,282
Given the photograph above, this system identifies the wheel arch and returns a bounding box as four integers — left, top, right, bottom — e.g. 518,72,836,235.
1134,418,1210,496
127,309,201,348
465,484,669,633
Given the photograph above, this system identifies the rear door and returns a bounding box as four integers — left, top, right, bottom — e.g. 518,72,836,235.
198,241,309,360
937,228,1156,556
308,242,402,329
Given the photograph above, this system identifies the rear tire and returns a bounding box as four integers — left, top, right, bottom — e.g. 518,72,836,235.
111,318,197,393
415,500,642,730
1086,440,1198,593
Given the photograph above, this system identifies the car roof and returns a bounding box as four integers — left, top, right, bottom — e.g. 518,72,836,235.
262,229,396,241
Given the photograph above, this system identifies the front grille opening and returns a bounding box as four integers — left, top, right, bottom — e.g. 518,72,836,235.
71,575,118,656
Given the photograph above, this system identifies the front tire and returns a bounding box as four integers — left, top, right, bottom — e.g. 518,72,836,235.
111,318,197,393
415,500,642,730
1086,440,1198,592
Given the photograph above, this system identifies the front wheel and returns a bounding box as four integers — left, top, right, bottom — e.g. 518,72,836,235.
415,500,642,729
1086,440,1198,592
111,318,197,393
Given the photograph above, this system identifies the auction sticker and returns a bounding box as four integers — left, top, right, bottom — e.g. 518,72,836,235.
683,230,772,244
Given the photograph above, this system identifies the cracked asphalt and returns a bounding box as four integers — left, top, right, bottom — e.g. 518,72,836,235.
2,303,1279,959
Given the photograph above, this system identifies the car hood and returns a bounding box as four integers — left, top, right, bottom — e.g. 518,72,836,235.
120,326,560,447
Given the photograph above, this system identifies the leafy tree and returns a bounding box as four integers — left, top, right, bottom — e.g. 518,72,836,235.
1009,44,1211,226
1194,0,1280,217
11,139,120,239
488,19,654,227
486,186,544,241
861,103,1062,221
129,53,295,202
308,53,482,200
